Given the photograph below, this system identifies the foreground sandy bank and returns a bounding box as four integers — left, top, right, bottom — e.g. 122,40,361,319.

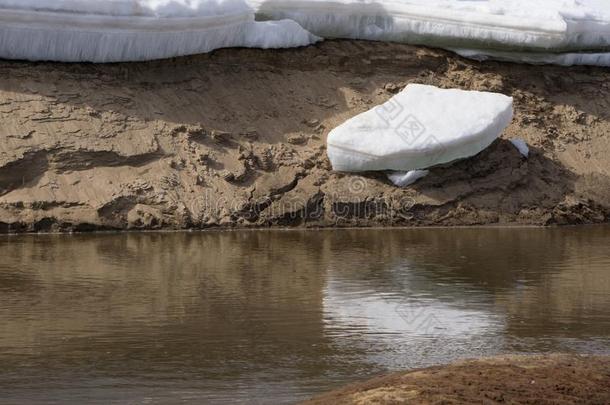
0,40,609,232
302,354,610,404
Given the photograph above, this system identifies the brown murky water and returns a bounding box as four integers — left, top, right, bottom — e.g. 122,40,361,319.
1,227,609,404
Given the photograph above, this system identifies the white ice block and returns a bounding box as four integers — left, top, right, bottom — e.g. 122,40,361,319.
327,84,513,172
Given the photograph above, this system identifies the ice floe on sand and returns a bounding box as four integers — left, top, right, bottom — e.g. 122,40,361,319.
1,0,609,64
252,0,609,50
0,0,320,62
250,0,610,66
327,84,514,174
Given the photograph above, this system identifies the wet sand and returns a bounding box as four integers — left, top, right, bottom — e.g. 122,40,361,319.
1,40,609,232
303,354,610,405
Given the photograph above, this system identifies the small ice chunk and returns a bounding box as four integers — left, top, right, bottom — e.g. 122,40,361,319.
387,170,429,188
327,84,513,172
510,138,529,158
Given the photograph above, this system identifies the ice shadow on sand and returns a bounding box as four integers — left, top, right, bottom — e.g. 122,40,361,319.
352,138,591,226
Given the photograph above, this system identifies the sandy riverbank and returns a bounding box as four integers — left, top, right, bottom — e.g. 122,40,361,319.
1,40,609,232
302,354,610,404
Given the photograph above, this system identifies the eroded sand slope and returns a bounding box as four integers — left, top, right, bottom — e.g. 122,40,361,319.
0,41,609,232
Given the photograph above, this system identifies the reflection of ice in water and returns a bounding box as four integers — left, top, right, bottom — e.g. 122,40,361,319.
322,274,507,369
324,280,500,338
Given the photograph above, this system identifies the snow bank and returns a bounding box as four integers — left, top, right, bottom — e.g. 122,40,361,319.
251,0,610,66
327,84,513,172
2,0,607,65
0,0,320,62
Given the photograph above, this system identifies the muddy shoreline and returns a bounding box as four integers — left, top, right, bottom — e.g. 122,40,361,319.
1,40,609,233
302,354,610,404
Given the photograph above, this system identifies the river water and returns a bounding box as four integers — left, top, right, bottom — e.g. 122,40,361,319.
1,227,609,404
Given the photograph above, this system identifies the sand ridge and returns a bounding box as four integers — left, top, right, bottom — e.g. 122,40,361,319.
0,40,609,232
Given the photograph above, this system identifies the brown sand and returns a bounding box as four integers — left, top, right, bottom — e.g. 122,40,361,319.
302,354,610,405
0,40,609,232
